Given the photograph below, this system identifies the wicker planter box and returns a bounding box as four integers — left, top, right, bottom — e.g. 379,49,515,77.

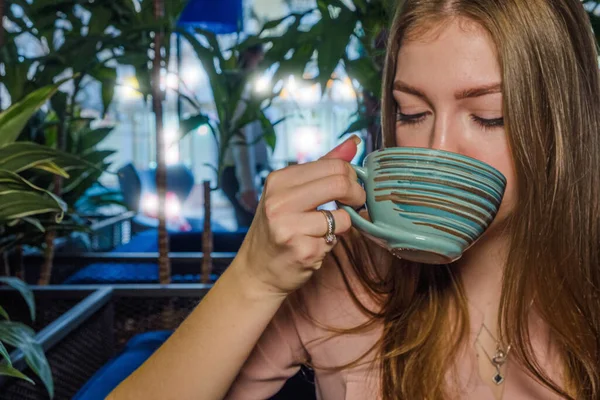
0,285,209,400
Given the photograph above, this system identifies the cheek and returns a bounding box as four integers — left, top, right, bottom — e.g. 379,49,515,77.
485,156,517,227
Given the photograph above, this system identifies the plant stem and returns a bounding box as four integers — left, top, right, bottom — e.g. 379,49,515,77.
201,181,213,283
152,0,171,284
1,252,9,276
15,245,24,280
38,230,55,285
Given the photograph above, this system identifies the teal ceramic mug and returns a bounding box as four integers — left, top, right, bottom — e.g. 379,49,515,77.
338,147,507,264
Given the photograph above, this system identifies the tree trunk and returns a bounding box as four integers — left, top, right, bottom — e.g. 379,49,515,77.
15,245,24,280
38,230,56,285
1,252,9,276
201,181,213,284
38,120,66,285
152,0,171,284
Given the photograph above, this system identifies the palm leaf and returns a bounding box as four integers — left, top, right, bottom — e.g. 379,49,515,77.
0,321,53,398
0,81,65,147
0,278,35,322
0,192,66,223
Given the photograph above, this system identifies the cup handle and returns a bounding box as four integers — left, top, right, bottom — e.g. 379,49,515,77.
337,165,397,240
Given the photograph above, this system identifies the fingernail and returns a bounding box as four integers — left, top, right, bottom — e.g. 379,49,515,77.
349,135,361,145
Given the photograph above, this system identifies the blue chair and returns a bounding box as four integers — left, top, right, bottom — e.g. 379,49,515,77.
73,331,172,400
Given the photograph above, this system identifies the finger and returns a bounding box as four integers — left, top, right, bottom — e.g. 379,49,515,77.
264,136,361,191
306,209,351,237
320,135,361,162
275,209,351,239
265,174,366,215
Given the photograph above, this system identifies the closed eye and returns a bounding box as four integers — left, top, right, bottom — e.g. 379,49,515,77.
396,111,428,125
471,115,504,130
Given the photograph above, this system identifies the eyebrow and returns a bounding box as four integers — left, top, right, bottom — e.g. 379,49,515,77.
393,80,502,100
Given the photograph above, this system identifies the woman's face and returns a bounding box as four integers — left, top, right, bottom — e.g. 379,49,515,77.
393,18,516,234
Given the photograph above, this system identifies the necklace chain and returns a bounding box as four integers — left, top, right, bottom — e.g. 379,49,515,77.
476,322,511,385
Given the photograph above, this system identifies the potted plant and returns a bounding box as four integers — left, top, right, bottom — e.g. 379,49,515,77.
0,81,95,399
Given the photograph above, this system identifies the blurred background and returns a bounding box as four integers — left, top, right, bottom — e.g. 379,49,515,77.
1,0,386,234
1,1,600,399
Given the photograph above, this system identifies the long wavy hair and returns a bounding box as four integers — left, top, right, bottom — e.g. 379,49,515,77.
316,0,600,399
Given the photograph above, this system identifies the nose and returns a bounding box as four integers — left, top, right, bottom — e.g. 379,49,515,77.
428,114,461,154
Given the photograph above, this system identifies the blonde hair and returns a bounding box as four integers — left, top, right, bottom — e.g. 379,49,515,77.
330,0,600,398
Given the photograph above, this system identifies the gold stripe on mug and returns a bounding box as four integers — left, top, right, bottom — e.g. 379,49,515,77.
373,175,500,206
373,184,500,211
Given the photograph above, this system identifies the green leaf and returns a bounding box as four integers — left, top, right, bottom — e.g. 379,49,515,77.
78,127,114,154
3,62,31,103
345,56,382,99
258,111,277,151
0,340,11,363
354,0,368,13
0,321,53,398
75,190,126,212
87,6,112,35
0,83,62,147
0,169,65,212
0,191,67,223
22,218,45,233
179,30,228,122
193,27,224,62
114,53,149,67
32,162,70,178
0,364,35,385
49,91,68,120
135,66,152,100
179,114,210,141
90,66,117,117
0,278,35,322
260,14,294,32
0,142,94,175
60,150,114,194
273,42,315,84
0,306,9,321
316,11,357,91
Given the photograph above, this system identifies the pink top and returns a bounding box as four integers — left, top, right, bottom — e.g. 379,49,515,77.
226,231,564,399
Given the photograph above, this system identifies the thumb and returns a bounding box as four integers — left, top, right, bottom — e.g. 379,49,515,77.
321,135,361,162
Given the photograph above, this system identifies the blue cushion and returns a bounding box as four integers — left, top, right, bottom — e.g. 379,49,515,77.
64,263,218,284
73,331,172,400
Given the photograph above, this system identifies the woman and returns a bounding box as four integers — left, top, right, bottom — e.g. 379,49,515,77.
109,0,600,399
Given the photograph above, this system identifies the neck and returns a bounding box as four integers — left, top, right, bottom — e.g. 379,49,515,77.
456,231,510,325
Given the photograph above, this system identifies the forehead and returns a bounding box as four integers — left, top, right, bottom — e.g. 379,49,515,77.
395,18,501,91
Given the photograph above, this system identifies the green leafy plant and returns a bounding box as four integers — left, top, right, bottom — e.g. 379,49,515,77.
177,29,282,188
0,84,70,236
3,0,135,282
0,277,53,398
258,0,395,145
0,81,88,399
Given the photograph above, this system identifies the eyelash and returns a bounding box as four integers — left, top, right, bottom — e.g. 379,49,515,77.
396,112,504,130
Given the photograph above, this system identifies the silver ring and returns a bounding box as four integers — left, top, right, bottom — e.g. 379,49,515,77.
320,210,336,244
